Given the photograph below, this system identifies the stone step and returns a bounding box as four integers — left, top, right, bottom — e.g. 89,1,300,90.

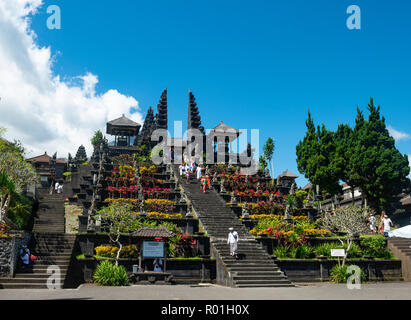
20,266,69,273
232,274,285,281
0,283,64,289
229,267,280,272
0,277,65,284
234,279,291,285
13,272,67,279
236,283,294,288
225,262,278,267
31,261,71,267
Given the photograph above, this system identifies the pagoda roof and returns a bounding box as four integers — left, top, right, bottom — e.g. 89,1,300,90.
26,152,66,164
303,182,312,190
107,114,140,127
277,169,299,179
210,121,240,134
131,227,174,239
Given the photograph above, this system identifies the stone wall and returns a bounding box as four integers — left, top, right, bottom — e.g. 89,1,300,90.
68,258,216,287
275,258,402,282
65,203,83,234
0,232,31,277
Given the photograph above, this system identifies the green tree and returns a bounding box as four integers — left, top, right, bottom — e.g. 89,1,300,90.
91,130,103,148
346,98,410,212
263,138,275,178
296,111,342,197
96,202,136,265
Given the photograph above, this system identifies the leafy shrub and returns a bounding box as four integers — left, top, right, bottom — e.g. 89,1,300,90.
274,245,291,258
329,264,366,283
361,236,393,259
95,245,138,259
346,243,362,259
7,193,33,230
314,242,342,257
93,260,129,286
290,244,315,259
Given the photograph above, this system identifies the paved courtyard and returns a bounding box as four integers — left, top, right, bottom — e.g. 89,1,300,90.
1,282,411,300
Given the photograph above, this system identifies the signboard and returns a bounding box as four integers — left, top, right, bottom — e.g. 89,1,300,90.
331,249,345,257
40,176,48,182
142,241,165,258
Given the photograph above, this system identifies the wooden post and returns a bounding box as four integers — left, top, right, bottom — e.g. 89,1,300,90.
163,240,167,272
138,239,142,270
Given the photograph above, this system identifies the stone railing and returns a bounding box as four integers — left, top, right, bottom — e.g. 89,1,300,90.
0,231,31,277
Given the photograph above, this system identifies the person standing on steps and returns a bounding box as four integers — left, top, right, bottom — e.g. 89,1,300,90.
382,213,393,237
201,175,207,193
196,165,202,181
54,181,60,194
227,227,239,260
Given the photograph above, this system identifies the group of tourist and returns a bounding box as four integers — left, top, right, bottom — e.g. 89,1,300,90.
178,159,211,192
369,212,393,237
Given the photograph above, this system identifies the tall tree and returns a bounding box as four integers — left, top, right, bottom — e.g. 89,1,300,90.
91,130,103,148
263,138,275,178
296,111,341,197
346,98,410,212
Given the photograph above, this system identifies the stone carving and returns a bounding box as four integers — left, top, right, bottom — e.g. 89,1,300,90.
242,203,250,219
284,205,292,222
290,182,296,195
230,192,237,205
212,172,218,184
220,178,227,193
186,203,194,218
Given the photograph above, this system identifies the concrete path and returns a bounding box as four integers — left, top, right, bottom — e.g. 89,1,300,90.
1,282,411,300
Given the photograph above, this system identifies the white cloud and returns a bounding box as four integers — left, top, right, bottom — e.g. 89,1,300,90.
388,126,410,142
0,0,143,158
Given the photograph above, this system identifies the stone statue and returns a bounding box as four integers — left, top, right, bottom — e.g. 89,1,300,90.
304,193,313,208
212,172,218,184
290,182,296,195
230,192,237,205
269,192,275,202
139,199,147,217
185,203,194,218
220,178,227,193
256,182,261,191
284,204,292,222
242,202,250,219
264,168,270,178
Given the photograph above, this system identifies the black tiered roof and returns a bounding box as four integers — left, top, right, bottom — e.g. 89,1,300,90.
106,114,141,136
155,89,168,130
187,89,204,134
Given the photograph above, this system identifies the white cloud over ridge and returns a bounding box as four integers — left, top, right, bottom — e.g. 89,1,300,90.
388,126,410,142
0,0,143,158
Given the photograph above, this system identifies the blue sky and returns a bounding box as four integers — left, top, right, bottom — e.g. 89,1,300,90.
24,0,411,186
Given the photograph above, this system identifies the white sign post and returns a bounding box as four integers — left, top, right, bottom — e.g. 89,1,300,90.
331,249,346,267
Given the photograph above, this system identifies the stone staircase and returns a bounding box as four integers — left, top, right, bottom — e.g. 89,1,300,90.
33,193,66,233
0,193,75,289
175,166,293,287
388,238,411,281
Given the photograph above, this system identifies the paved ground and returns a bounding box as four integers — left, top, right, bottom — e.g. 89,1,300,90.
1,282,411,300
